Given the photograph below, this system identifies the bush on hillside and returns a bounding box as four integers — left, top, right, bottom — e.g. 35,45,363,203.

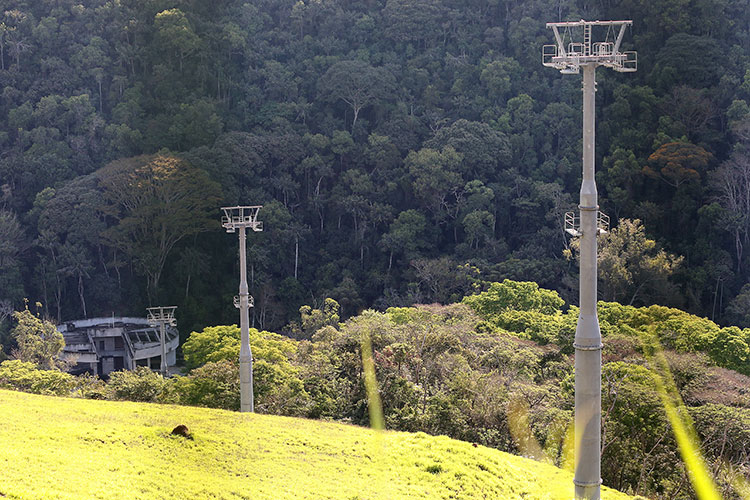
462,280,565,316
182,325,297,370
0,359,75,395
600,362,679,495
75,372,107,399
106,366,175,403
173,360,240,410
466,281,750,375
181,325,309,415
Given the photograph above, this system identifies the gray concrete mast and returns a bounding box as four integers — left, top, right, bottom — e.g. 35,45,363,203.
543,20,636,500
221,206,263,413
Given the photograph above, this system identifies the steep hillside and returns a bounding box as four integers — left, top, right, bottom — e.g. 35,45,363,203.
3,0,750,337
0,389,637,500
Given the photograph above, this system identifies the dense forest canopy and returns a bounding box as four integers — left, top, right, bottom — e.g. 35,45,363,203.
1,0,750,339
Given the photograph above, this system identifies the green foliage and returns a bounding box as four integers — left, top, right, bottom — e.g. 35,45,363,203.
598,302,750,375
0,4,749,495
181,324,308,414
10,307,66,370
173,360,240,410
298,298,340,338
690,404,750,466
463,280,565,316
106,366,175,403
97,154,222,299
599,361,680,496
183,325,296,368
466,280,750,377
0,210,25,308
296,301,573,461
317,60,395,130
463,280,566,344
74,372,107,399
1,0,749,337
595,219,684,305
0,360,75,395
182,325,243,370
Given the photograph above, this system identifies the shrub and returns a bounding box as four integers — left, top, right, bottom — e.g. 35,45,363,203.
462,280,565,316
181,325,309,414
173,360,240,410
75,372,107,399
463,281,566,345
0,359,75,396
106,366,174,403
182,325,298,370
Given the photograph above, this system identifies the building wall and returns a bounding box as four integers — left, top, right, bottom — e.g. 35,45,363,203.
60,317,179,378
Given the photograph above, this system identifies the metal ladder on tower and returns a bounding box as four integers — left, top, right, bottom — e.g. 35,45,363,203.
583,23,592,56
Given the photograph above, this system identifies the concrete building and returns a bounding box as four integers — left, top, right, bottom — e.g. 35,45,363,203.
58,317,179,377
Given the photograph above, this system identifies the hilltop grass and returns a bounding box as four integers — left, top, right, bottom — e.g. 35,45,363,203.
0,389,638,500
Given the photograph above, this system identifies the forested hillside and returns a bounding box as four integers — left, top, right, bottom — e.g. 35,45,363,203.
1,0,750,337
4,281,749,498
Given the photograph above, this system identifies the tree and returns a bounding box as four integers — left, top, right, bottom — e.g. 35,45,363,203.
380,209,431,272
181,324,308,413
425,119,511,180
462,210,495,249
644,141,712,188
154,9,201,73
410,257,476,304
480,58,520,104
601,148,642,217
711,151,750,271
10,306,66,370
662,85,717,144
37,175,105,321
173,359,240,410
725,284,750,327
70,37,112,113
298,298,341,338
594,219,683,305
382,0,446,46
405,146,463,223
600,362,674,495
0,210,25,308
97,155,222,302
0,22,8,71
652,34,724,90
5,27,30,69
106,366,173,402
317,60,396,131
166,99,223,150
463,280,565,317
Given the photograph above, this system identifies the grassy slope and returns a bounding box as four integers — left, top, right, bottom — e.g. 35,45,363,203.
0,390,637,500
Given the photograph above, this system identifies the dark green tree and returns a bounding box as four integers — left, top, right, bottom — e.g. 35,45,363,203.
98,155,222,302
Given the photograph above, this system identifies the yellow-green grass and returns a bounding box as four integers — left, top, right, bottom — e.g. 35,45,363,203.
0,389,637,500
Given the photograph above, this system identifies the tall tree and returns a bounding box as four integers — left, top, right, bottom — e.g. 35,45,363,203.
317,60,396,131
98,154,222,302
153,9,201,73
712,151,750,271
0,210,25,309
643,141,712,188
10,305,65,370
593,219,683,306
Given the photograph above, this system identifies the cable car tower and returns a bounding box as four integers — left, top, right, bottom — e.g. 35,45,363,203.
222,205,263,413
146,305,177,377
543,20,636,500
